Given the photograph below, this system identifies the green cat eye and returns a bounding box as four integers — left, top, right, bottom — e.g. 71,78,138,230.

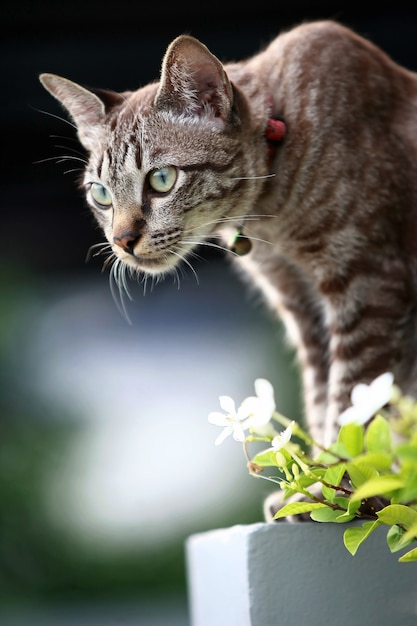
148,166,177,193
90,183,112,209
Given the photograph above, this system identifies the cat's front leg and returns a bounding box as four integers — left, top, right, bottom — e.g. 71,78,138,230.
272,320,330,448
262,310,330,522
242,254,330,442
322,276,415,447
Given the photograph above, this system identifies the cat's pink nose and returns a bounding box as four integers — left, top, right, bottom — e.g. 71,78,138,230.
113,221,145,254
114,232,139,253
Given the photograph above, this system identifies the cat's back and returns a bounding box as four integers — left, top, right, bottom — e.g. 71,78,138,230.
249,20,417,110
253,20,414,77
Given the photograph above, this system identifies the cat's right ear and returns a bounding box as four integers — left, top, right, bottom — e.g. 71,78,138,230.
39,74,106,151
155,35,234,128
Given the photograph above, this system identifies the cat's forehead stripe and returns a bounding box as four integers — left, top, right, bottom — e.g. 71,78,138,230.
106,111,143,171
105,145,113,169
96,153,104,180
119,140,131,166
135,142,142,170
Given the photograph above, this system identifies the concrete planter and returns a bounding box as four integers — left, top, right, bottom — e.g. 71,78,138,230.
186,522,417,626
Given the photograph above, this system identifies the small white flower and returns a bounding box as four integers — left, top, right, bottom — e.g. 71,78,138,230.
337,372,394,426
272,422,294,449
240,378,276,435
262,421,295,453
208,395,250,446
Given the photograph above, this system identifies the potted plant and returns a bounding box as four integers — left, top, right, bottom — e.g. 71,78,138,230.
186,374,417,625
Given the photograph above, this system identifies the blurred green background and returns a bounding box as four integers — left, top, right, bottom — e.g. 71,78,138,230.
0,261,300,625
2,2,416,623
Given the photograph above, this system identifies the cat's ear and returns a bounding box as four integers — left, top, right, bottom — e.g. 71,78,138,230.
155,35,234,127
39,74,110,150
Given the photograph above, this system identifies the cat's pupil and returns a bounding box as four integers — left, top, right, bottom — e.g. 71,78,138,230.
148,166,177,193
90,183,112,209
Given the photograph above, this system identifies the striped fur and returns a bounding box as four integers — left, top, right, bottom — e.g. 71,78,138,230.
40,20,417,448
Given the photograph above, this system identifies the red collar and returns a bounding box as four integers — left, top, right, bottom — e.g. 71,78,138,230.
265,116,286,168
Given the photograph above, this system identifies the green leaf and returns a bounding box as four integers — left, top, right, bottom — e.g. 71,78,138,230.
349,451,393,472
343,520,381,556
282,469,327,499
365,415,392,453
396,443,417,463
252,449,283,467
346,461,378,489
297,469,326,488
386,524,417,553
398,468,417,503
333,496,350,508
386,525,414,553
273,501,327,520
315,449,342,464
377,504,417,529
398,522,417,544
351,475,404,502
321,463,346,501
399,547,417,562
347,499,361,516
335,511,356,523
338,423,364,457
311,507,352,523
399,484,417,505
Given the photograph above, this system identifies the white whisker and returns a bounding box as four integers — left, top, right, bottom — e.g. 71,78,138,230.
181,239,238,257
153,273,162,288
33,156,65,166
215,230,275,248
140,272,149,296
49,134,82,144
102,254,116,273
63,167,84,175
52,142,86,156
34,107,78,130
109,258,133,325
86,242,113,263
170,250,200,285
230,173,276,181
172,265,182,290
34,154,88,169
122,263,134,300
239,234,274,246
56,155,88,165
184,213,277,235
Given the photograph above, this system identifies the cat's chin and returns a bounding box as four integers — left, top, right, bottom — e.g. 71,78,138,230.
118,252,181,276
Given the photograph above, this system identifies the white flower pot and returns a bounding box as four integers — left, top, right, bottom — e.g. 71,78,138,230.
186,522,417,626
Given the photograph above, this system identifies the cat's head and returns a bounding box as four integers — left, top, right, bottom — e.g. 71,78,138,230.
40,36,267,277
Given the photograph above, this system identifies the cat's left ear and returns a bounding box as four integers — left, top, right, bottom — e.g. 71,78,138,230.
39,74,123,151
155,35,234,127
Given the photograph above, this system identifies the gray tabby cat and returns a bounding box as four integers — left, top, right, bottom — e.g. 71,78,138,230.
40,20,417,470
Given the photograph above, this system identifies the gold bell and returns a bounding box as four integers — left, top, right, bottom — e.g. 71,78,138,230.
230,231,252,256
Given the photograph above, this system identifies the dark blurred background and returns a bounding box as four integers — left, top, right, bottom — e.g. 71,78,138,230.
1,2,417,624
